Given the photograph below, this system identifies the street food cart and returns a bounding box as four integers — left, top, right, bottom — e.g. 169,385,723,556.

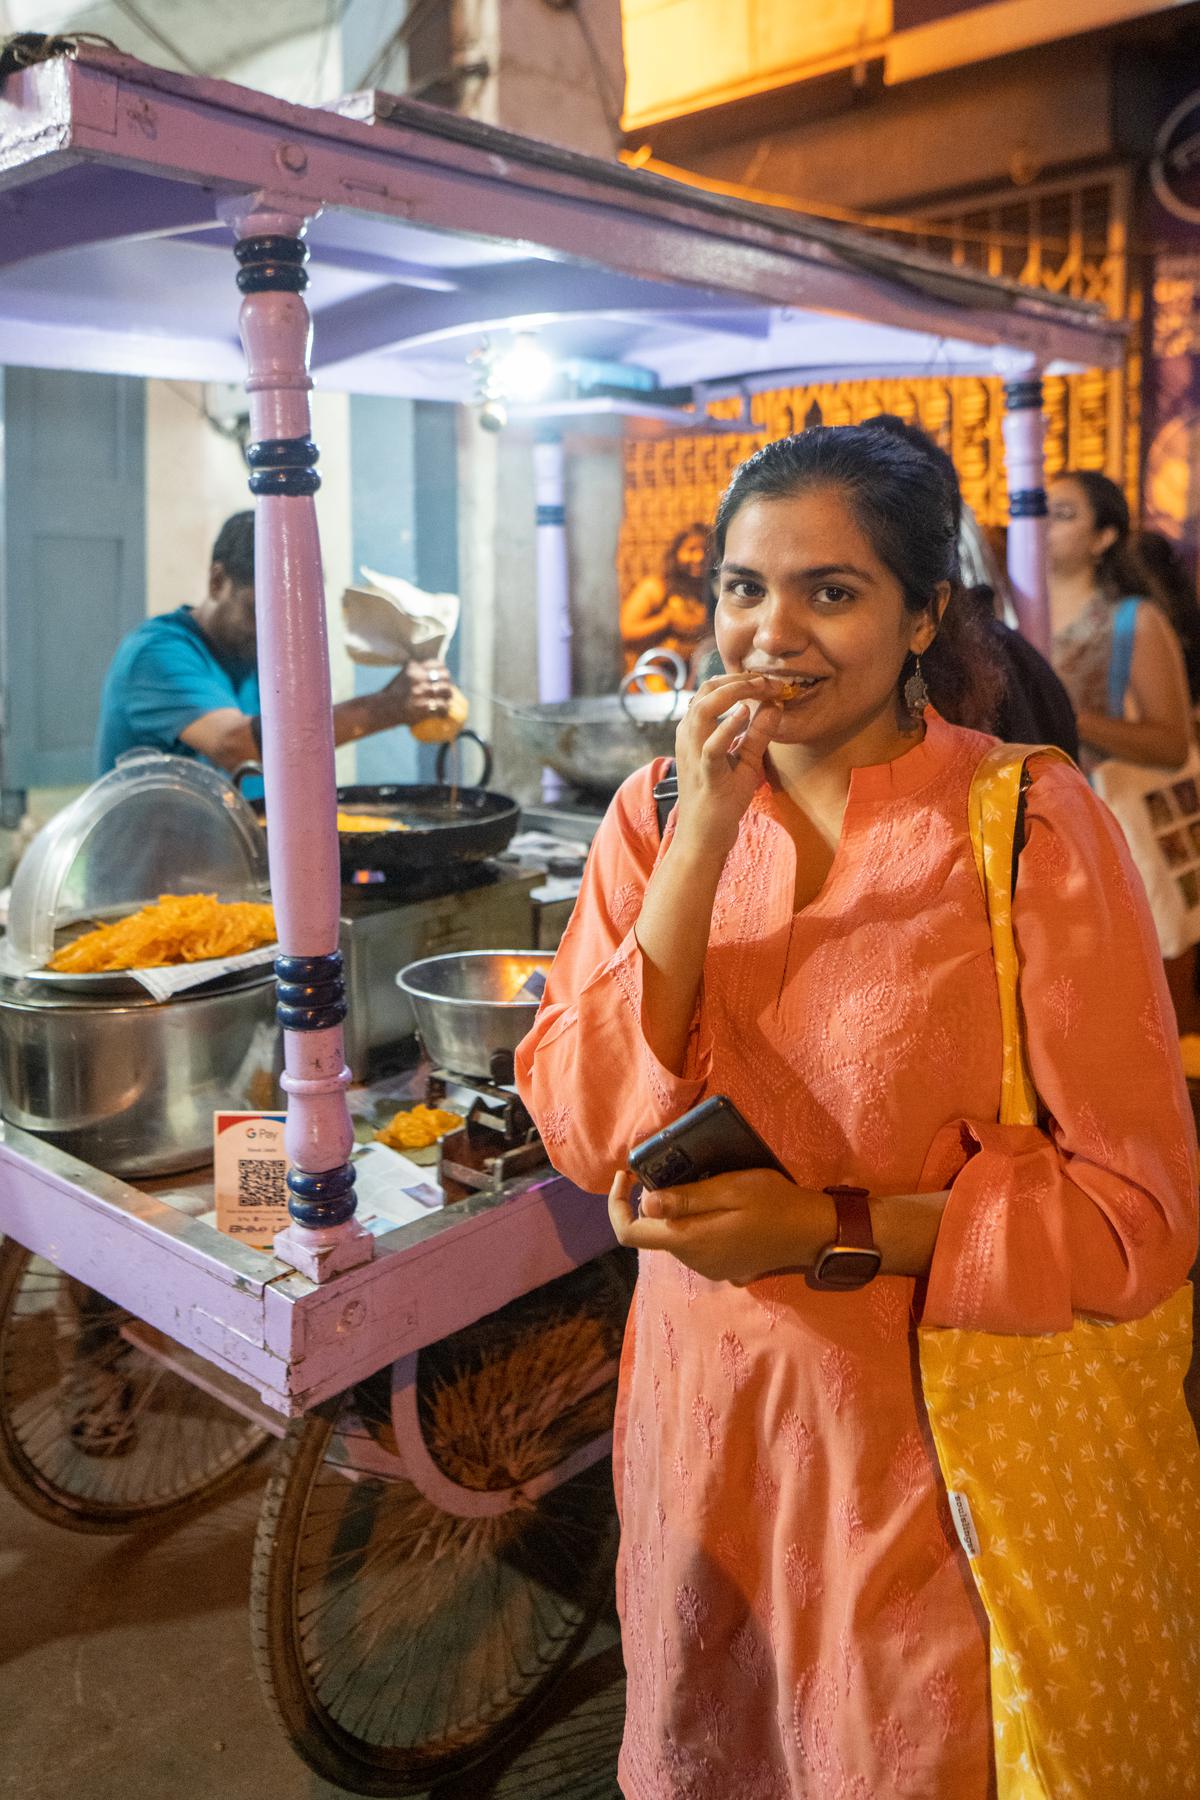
0,41,1124,1795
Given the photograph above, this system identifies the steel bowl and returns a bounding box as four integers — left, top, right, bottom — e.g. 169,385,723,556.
396,950,553,1084
0,967,280,1176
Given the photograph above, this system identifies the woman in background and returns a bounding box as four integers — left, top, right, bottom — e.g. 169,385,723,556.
1048,471,1189,771
1049,471,1197,1026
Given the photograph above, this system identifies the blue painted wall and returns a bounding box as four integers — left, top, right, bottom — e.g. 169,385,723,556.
349,396,460,786
3,366,146,791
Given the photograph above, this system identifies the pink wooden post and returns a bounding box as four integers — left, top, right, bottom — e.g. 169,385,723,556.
229,197,372,1284
534,429,571,802
1001,374,1051,655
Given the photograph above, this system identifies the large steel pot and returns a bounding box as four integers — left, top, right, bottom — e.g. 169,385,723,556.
0,968,279,1177
396,950,553,1084
507,693,686,799
507,649,691,799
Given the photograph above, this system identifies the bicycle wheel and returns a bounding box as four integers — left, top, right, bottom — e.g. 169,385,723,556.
252,1251,631,1796
0,1238,272,1533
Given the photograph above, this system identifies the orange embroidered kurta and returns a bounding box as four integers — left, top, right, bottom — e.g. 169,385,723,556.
515,712,1197,1800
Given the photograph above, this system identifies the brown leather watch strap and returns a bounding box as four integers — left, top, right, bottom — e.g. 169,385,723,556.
822,1184,874,1252
809,1185,881,1292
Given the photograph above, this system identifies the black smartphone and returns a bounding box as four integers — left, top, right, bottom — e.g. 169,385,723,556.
628,1094,791,1190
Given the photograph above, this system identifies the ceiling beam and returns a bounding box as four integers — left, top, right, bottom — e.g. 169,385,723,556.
0,165,219,270
309,260,772,368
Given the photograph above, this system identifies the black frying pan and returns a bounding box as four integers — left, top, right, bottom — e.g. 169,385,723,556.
331,781,520,878
240,733,519,879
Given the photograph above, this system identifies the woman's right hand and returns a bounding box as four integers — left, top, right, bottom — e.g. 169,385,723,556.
671,672,782,861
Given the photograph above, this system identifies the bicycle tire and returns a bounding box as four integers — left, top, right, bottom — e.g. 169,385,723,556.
250,1253,630,1794
0,1238,271,1533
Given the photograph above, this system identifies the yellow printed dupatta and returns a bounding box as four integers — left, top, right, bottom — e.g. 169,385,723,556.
917,743,1200,1800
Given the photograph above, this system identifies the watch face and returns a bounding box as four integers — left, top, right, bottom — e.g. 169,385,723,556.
810,1246,882,1292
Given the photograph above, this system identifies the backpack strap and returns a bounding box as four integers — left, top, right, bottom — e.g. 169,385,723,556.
652,760,678,839
1107,598,1140,719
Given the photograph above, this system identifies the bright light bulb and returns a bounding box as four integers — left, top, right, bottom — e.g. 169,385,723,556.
493,334,556,403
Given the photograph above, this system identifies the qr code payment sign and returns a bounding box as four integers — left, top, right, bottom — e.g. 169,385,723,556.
237,1158,289,1208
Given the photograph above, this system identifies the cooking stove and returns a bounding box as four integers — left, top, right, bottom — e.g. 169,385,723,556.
521,797,607,847
339,860,542,1079
425,1067,548,1203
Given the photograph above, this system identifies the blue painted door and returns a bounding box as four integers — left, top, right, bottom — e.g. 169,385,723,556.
3,366,146,791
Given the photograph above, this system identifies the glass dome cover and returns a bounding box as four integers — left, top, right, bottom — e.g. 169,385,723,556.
6,752,269,973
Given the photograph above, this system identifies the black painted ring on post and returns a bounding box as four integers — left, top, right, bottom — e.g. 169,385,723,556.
248,467,322,496
236,264,309,295
277,1001,348,1032
247,436,321,495
274,950,346,1031
275,951,344,983
247,438,320,469
287,1162,357,1229
235,234,310,295
1009,490,1049,518
276,976,344,1010
1003,377,1045,410
235,236,307,267
288,1164,357,1201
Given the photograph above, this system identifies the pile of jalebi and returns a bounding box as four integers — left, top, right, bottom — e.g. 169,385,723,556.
375,1104,464,1152
48,893,277,974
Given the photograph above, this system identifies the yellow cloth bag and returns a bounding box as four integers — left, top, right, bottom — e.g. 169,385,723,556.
917,743,1200,1800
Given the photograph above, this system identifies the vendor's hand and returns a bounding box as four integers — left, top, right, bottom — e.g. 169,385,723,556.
607,1166,833,1287
372,660,455,731
671,671,782,861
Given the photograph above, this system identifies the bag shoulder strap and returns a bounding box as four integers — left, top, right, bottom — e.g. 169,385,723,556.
652,759,678,839
1107,597,1140,718
968,742,1074,1129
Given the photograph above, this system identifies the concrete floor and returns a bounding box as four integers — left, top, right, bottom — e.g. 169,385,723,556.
0,1457,625,1800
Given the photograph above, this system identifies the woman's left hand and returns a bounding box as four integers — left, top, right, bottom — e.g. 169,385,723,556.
607,1167,835,1287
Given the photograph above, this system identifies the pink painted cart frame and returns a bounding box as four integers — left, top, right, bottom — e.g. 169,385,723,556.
0,44,1124,1417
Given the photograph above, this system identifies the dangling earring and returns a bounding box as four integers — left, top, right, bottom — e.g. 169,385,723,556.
903,653,929,719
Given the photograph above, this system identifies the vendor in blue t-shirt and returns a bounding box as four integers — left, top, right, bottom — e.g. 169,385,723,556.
96,510,454,776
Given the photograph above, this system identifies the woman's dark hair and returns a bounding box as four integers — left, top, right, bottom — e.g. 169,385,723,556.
211,510,255,588
712,424,1003,730
1137,528,1200,702
1056,469,1148,600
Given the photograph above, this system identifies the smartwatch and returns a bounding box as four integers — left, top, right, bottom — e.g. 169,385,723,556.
809,1185,881,1291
